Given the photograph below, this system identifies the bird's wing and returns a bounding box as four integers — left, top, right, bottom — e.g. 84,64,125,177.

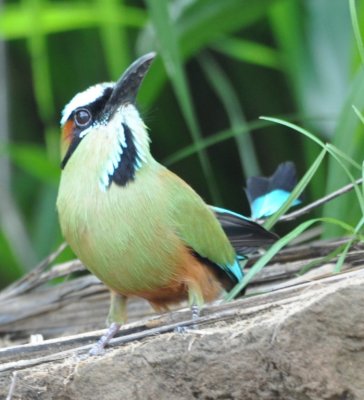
160,168,242,282
211,206,278,255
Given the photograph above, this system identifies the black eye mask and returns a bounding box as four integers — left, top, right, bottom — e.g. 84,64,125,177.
60,87,114,169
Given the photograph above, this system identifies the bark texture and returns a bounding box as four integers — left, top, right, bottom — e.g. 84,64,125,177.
1,268,363,400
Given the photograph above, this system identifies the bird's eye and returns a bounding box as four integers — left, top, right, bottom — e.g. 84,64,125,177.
74,108,92,127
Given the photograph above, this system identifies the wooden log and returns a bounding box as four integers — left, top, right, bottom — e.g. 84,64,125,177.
0,268,363,399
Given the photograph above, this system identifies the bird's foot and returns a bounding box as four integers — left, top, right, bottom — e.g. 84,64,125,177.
174,326,190,334
174,305,201,334
89,322,121,356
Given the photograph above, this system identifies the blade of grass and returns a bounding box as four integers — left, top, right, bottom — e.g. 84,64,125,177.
139,0,276,109
260,116,364,228
326,143,362,171
225,217,356,301
179,0,276,61
1,143,59,184
325,144,364,214
259,116,327,228
0,3,146,40
260,116,325,147
352,104,364,124
349,0,364,65
22,0,53,122
332,158,364,272
0,233,24,288
334,214,364,273
211,36,281,70
298,242,348,275
164,120,268,166
270,0,351,136
96,0,130,78
280,177,363,222
198,51,260,177
164,113,335,166
264,148,327,229
270,0,351,204
362,160,364,201
0,24,35,273
323,66,364,237
32,185,60,258
22,0,60,163
145,0,221,203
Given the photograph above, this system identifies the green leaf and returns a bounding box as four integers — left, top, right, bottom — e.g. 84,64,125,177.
96,0,130,78
264,148,327,229
225,217,356,301
325,144,362,171
260,116,364,230
299,243,348,275
334,213,364,273
1,143,59,184
198,52,260,177
163,119,270,166
145,0,221,203
260,116,325,147
323,67,364,236
0,3,146,40
0,232,24,289
212,36,281,70
179,0,277,58
139,0,276,107
325,144,364,215
350,0,364,66
352,104,364,124
269,0,351,202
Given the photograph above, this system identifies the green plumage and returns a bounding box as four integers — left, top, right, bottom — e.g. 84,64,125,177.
57,54,277,354
57,122,236,297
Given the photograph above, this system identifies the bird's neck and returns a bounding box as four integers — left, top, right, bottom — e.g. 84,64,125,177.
62,118,154,193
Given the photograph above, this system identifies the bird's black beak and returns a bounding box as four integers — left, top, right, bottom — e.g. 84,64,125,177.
104,52,156,116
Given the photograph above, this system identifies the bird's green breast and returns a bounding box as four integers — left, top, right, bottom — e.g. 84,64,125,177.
57,136,183,294
57,128,236,296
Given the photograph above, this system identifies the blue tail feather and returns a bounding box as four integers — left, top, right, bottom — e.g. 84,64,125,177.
223,258,243,282
250,189,301,219
209,161,302,287
247,161,302,219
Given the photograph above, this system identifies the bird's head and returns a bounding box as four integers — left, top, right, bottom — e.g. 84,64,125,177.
60,52,156,191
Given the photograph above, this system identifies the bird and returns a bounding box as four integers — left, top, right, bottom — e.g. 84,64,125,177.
246,161,302,220
56,52,278,355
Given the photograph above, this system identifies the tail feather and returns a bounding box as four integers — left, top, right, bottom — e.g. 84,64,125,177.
270,161,298,193
246,161,302,220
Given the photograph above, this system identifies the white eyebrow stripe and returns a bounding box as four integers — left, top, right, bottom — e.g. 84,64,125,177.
60,82,115,126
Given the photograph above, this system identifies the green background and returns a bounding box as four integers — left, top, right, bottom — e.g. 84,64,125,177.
1,0,364,288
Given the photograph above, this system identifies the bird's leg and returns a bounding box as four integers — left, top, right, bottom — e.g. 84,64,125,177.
188,286,204,327
175,285,204,333
191,304,201,320
89,292,127,356
89,322,121,356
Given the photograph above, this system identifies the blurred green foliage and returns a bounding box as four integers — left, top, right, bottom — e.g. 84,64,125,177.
1,0,364,288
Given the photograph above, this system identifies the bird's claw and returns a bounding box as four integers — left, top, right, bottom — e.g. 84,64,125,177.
89,343,107,356
88,322,121,356
174,324,198,334
174,326,189,334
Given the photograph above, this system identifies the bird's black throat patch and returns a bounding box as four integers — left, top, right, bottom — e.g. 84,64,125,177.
108,123,141,188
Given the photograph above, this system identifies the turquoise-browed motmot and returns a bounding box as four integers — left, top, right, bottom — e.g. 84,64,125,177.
56,53,277,355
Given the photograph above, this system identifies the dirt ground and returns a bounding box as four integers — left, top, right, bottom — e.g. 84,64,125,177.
1,272,363,400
